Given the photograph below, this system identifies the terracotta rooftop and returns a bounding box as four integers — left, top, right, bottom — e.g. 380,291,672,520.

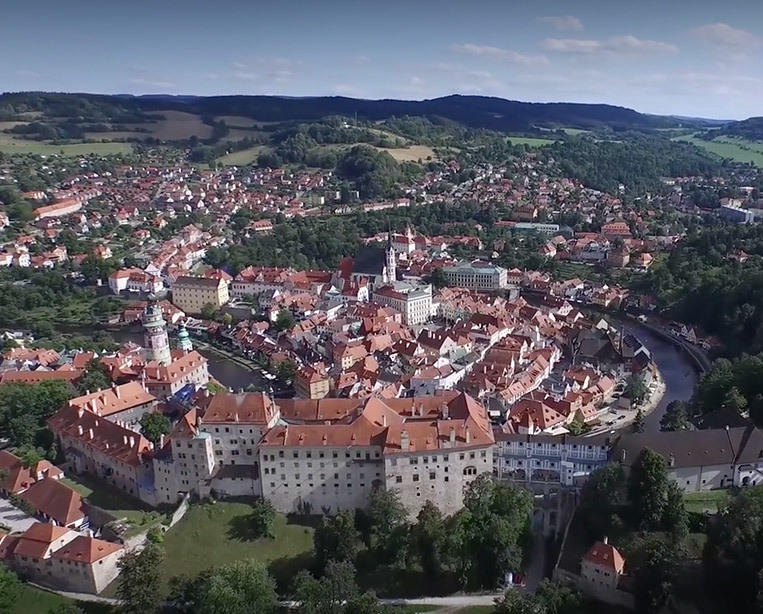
203,392,278,424
19,479,87,527
52,535,123,564
584,540,626,573
67,381,155,417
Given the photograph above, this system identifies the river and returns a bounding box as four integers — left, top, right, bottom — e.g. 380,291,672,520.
615,321,699,433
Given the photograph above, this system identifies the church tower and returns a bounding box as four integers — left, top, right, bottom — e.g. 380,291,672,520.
143,299,172,366
176,323,193,353
385,232,397,283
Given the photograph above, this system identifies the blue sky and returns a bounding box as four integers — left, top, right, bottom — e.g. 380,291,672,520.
2,0,763,119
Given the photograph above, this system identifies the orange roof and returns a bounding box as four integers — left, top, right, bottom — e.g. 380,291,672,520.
0,451,63,494
52,535,123,564
584,541,626,573
143,350,206,385
19,479,87,527
203,392,277,424
0,370,82,385
47,405,153,466
67,381,155,417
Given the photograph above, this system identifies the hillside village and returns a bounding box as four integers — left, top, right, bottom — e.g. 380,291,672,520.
0,143,760,610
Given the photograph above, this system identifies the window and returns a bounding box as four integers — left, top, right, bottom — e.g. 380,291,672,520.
429,471,436,480
293,451,299,459
396,476,402,483
413,474,420,482
463,466,477,476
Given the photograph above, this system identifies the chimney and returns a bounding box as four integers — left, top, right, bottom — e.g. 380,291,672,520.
105,442,109,450
442,404,449,420
668,453,675,468
401,429,410,452
77,425,83,436
382,415,387,427
620,449,627,463
159,434,165,449
114,384,120,399
129,436,135,447
603,536,608,545
123,435,128,445
449,427,456,444
89,428,94,440
77,407,84,419
465,428,471,444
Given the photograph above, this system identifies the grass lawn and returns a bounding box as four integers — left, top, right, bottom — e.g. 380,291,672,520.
0,135,132,156
217,145,267,165
60,475,165,532
683,490,730,514
675,135,763,167
507,136,554,147
14,585,112,614
453,607,495,614
158,500,315,594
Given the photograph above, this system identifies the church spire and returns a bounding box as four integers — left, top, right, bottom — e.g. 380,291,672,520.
385,228,396,283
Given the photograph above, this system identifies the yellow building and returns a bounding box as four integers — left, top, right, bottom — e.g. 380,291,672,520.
171,276,229,315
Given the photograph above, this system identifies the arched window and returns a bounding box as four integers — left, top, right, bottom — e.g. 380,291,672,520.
463,466,477,476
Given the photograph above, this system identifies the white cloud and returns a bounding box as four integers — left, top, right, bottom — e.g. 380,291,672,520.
690,23,760,57
334,84,361,96
539,15,583,31
15,70,40,78
130,78,176,89
409,76,425,87
233,71,258,81
541,35,677,55
232,61,248,70
451,43,550,66
352,55,369,65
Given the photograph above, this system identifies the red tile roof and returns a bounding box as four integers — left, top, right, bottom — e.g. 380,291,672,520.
584,540,626,573
52,535,123,564
19,479,87,527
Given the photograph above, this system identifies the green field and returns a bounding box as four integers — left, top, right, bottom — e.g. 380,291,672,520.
217,145,268,165
61,475,165,531
157,500,315,593
0,135,132,156
675,135,763,167
507,137,554,147
14,585,111,614
683,490,730,514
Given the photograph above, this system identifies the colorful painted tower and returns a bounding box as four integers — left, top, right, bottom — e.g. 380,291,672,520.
176,322,193,353
143,299,172,366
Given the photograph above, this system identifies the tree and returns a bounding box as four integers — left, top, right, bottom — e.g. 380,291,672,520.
704,488,763,610
197,560,278,614
565,416,587,436
493,580,583,614
116,542,164,614
451,475,533,589
314,510,361,574
15,444,45,468
579,464,625,539
632,409,645,433
411,500,447,579
249,498,276,539
428,267,447,289
275,359,297,387
662,481,688,542
200,302,217,320
76,358,111,394
221,312,234,326
0,566,20,614
725,386,748,414
628,449,669,531
632,539,677,614
0,379,76,449
660,400,690,431
626,373,648,407
139,412,171,447
79,254,116,285
48,605,84,614
368,488,409,565
293,559,396,614
274,309,295,332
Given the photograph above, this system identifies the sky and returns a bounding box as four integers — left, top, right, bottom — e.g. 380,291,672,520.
2,0,763,119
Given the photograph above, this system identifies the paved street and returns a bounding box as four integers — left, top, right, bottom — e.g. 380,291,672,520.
0,498,36,533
